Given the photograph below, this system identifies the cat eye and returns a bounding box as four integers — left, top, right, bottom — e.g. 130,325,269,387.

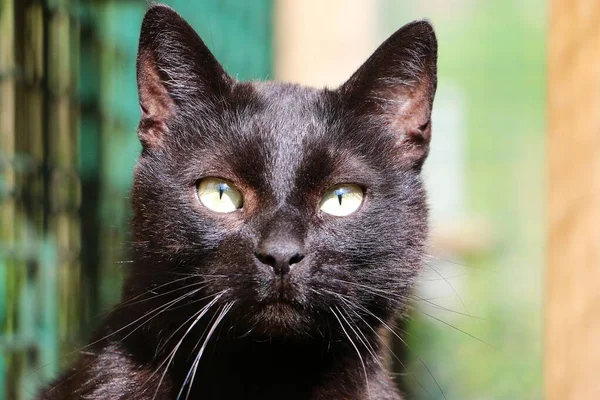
197,178,243,213
319,185,364,217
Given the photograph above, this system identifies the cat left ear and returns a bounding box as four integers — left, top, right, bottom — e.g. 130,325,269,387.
136,5,232,149
339,21,437,169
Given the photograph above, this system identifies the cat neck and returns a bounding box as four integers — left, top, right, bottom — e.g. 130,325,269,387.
170,335,378,399
103,303,394,399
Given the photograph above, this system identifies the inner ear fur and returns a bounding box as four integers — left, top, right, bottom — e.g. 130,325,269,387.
137,50,175,149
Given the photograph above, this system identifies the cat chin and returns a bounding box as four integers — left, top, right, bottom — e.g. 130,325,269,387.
246,301,319,338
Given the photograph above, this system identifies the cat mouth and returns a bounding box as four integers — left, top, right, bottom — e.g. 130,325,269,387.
263,299,300,311
261,292,302,309
263,276,302,305
252,298,310,335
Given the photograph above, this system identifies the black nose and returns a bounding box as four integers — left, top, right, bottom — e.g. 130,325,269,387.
255,239,305,276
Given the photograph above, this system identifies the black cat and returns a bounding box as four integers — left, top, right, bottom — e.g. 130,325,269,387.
39,4,437,399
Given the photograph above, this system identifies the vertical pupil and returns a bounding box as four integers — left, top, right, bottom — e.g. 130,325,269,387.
335,189,348,206
218,184,226,200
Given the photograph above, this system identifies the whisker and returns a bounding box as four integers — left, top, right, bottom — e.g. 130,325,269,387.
421,311,495,348
330,306,371,399
180,301,234,400
424,254,493,272
355,301,447,400
33,287,205,393
424,264,471,317
333,294,436,400
119,289,204,342
320,288,438,399
81,276,210,325
336,303,385,370
419,272,467,282
332,278,411,300
411,295,485,320
149,292,225,400
168,272,250,278
154,292,226,355
116,281,210,311
332,277,482,320
328,279,496,349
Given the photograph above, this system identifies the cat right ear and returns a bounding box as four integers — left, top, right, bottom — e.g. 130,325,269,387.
339,21,437,169
136,5,232,149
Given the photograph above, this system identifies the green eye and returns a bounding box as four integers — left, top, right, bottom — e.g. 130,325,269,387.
197,178,243,213
319,185,363,216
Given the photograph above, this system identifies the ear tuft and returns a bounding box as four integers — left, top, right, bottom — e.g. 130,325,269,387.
136,5,231,149
340,20,438,169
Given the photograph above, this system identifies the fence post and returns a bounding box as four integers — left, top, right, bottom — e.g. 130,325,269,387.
547,1,600,399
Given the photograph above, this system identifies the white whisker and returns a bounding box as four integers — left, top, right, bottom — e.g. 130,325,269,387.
330,306,371,399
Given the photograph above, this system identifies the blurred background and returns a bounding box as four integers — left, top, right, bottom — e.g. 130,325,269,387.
0,0,544,399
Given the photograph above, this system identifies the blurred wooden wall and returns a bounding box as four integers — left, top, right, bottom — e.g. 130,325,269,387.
547,1,600,399
274,0,377,87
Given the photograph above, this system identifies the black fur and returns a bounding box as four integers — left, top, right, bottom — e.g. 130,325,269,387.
39,4,437,400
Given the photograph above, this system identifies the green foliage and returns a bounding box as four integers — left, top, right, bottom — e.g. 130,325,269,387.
382,1,545,398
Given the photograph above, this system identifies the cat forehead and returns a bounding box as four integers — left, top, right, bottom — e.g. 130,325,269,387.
220,81,344,158
228,82,390,172
217,83,348,194
239,81,336,132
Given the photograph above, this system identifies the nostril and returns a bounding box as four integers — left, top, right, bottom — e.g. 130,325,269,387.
254,249,305,276
254,252,276,267
289,253,304,265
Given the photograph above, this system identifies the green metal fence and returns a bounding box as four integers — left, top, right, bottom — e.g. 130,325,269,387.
0,1,272,398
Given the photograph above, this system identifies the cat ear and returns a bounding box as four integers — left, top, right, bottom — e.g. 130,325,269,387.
339,21,437,169
136,5,232,149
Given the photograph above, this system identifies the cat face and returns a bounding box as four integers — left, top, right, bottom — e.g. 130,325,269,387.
130,5,437,338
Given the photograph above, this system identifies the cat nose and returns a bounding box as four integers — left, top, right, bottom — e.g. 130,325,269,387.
254,239,305,276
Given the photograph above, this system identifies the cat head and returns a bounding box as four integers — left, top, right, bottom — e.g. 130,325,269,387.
130,5,437,337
